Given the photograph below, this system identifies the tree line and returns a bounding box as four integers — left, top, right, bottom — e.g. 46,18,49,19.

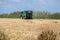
0,11,60,19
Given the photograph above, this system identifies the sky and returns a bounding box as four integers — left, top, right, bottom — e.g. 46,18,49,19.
0,0,60,13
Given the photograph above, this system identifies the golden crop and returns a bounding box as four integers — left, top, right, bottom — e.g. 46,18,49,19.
0,18,60,40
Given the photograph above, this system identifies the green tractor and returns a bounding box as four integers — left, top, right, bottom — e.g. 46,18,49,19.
20,10,33,19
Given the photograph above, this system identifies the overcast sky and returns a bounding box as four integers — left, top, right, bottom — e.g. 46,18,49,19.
0,0,60,13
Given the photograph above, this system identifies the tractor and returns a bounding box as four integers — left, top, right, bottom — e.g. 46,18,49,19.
20,10,33,19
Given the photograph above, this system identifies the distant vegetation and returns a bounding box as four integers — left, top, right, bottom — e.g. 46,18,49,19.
0,11,20,18
0,11,60,19
33,12,60,19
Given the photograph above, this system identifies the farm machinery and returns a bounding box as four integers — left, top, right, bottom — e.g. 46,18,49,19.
20,10,33,19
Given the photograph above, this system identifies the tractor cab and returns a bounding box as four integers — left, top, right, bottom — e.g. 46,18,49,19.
21,10,33,19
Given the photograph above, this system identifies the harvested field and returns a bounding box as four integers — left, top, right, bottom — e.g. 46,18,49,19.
0,18,60,40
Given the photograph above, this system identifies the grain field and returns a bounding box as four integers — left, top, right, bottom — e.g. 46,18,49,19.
0,18,60,40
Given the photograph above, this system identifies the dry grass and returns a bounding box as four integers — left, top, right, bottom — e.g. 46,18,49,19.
0,30,7,40
0,18,60,40
38,30,58,40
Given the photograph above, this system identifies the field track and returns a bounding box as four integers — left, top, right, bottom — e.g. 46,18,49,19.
0,18,60,40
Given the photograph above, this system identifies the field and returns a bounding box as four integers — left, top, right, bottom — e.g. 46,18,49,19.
0,18,60,40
